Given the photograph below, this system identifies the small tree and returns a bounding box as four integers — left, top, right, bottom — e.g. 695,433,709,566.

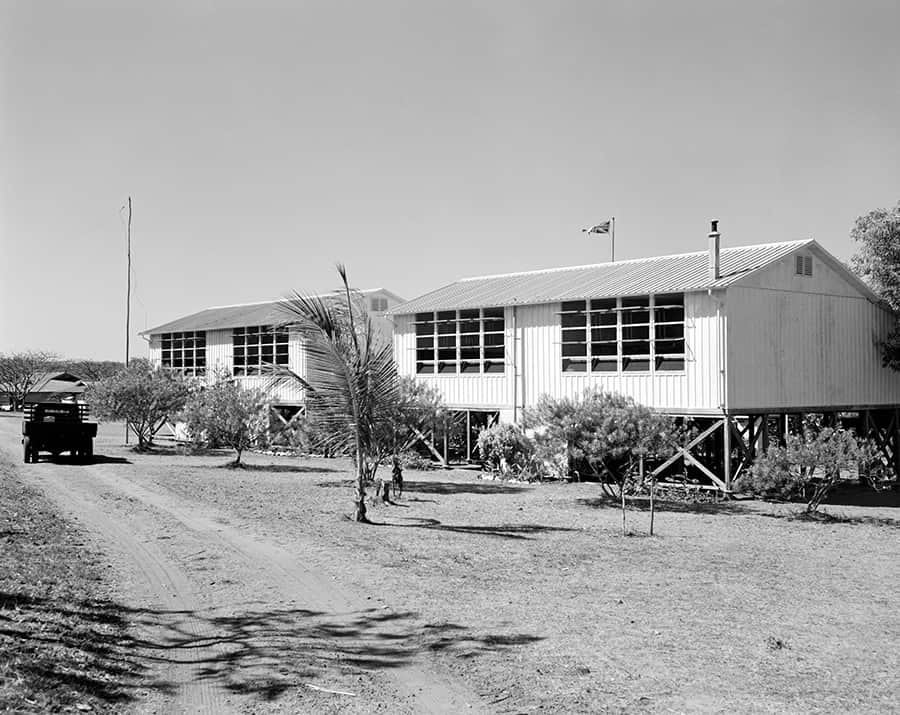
743,424,878,513
270,265,399,523
0,351,59,409
527,390,682,533
181,380,268,466
849,200,900,368
56,359,125,382
87,364,191,450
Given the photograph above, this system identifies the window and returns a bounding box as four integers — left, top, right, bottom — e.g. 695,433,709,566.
653,293,685,371
161,331,206,376
561,301,588,372
795,255,813,276
371,296,389,312
414,308,505,374
560,294,685,373
590,298,618,372
233,325,289,376
621,296,650,372
415,313,436,374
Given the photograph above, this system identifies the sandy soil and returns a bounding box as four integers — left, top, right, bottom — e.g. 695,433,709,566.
3,414,899,714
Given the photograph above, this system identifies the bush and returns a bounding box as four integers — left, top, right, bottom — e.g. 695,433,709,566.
741,424,879,512
525,390,682,485
397,449,439,471
181,380,268,466
476,423,534,476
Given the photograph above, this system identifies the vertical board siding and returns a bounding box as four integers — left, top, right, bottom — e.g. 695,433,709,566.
147,327,306,404
393,293,722,415
520,293,720,412
206,329,232,379
148,335,161,365
726,286,900,410
391,312,513,409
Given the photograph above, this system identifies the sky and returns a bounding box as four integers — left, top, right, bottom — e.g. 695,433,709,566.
2,0,899,360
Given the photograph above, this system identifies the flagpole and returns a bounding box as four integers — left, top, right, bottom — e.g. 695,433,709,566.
611,216,615,262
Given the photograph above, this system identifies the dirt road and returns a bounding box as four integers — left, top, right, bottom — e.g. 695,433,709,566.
0,415,488,714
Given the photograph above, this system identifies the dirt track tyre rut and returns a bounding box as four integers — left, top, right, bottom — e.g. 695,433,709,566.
0,417,487,714
81,468,489,714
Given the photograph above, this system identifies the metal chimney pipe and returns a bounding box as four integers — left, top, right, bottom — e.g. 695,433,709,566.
708,220,721,281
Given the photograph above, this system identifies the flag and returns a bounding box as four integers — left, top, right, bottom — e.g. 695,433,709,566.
582,221,611,235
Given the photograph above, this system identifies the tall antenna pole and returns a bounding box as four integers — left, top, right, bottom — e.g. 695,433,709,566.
125,197,132,445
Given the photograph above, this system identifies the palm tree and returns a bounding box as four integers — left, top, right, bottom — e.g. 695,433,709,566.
270,265,398,522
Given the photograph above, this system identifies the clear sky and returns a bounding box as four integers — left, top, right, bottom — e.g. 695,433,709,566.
2,0,898,360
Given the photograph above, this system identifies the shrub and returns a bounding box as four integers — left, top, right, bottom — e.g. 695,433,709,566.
741,424,879,512
477,423,534,475
397,449,439,471
181,380,268,466
525,390,682,485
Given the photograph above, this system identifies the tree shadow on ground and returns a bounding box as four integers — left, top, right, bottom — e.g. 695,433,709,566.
576,497,749,516
0,591,170,711
823,484,900,508
203,463,343,474
403,480,530,495
374,516,579,540
41,454,132,465
763,509,900,529
576,496,900,528
240,463,343,474
1,592,543,705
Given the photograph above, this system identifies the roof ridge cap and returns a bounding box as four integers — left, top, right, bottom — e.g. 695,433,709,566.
457,239,812,283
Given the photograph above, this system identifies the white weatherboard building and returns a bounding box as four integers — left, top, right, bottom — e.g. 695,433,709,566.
141,288,404,424
389,225,900,488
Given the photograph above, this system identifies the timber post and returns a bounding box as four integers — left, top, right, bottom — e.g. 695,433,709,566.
893,408,900,479
723,415,732,492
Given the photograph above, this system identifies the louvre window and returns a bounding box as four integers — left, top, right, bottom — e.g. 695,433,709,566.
233,325,289,377
795,255,813,276
560,294,685,373
414,308,505,375
161,331,206,376
653,293,685,371
371,296,389,312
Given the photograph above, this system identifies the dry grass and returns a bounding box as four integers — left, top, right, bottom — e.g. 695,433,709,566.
0,452,141,714
6,417,900,713
111,428,900,714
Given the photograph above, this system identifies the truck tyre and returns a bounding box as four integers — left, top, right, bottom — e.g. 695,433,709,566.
23,437,32,464
84,440,93,462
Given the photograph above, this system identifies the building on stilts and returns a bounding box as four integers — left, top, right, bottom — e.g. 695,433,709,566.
389,222,900,488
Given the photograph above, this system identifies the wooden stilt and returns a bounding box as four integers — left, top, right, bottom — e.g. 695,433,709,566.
466,410,472,462
891,409,900,479
723,416,732,492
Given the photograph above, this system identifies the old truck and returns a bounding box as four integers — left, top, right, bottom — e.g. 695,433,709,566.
22,402,97,463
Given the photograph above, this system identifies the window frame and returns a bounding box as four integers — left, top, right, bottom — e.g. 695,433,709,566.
559,293,686,374
232,325,290,377
160,330,207,376
414,308,506,375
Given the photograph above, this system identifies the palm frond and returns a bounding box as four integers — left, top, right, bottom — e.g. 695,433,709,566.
271,271,400,464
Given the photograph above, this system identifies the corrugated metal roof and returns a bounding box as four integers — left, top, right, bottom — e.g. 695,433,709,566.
142,288,401,336
389,240,814,315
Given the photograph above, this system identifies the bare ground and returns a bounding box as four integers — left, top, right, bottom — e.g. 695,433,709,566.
2,414,899,714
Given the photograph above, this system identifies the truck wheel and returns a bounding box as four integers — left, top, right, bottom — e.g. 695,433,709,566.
23,437,32,464
84,441,93,462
